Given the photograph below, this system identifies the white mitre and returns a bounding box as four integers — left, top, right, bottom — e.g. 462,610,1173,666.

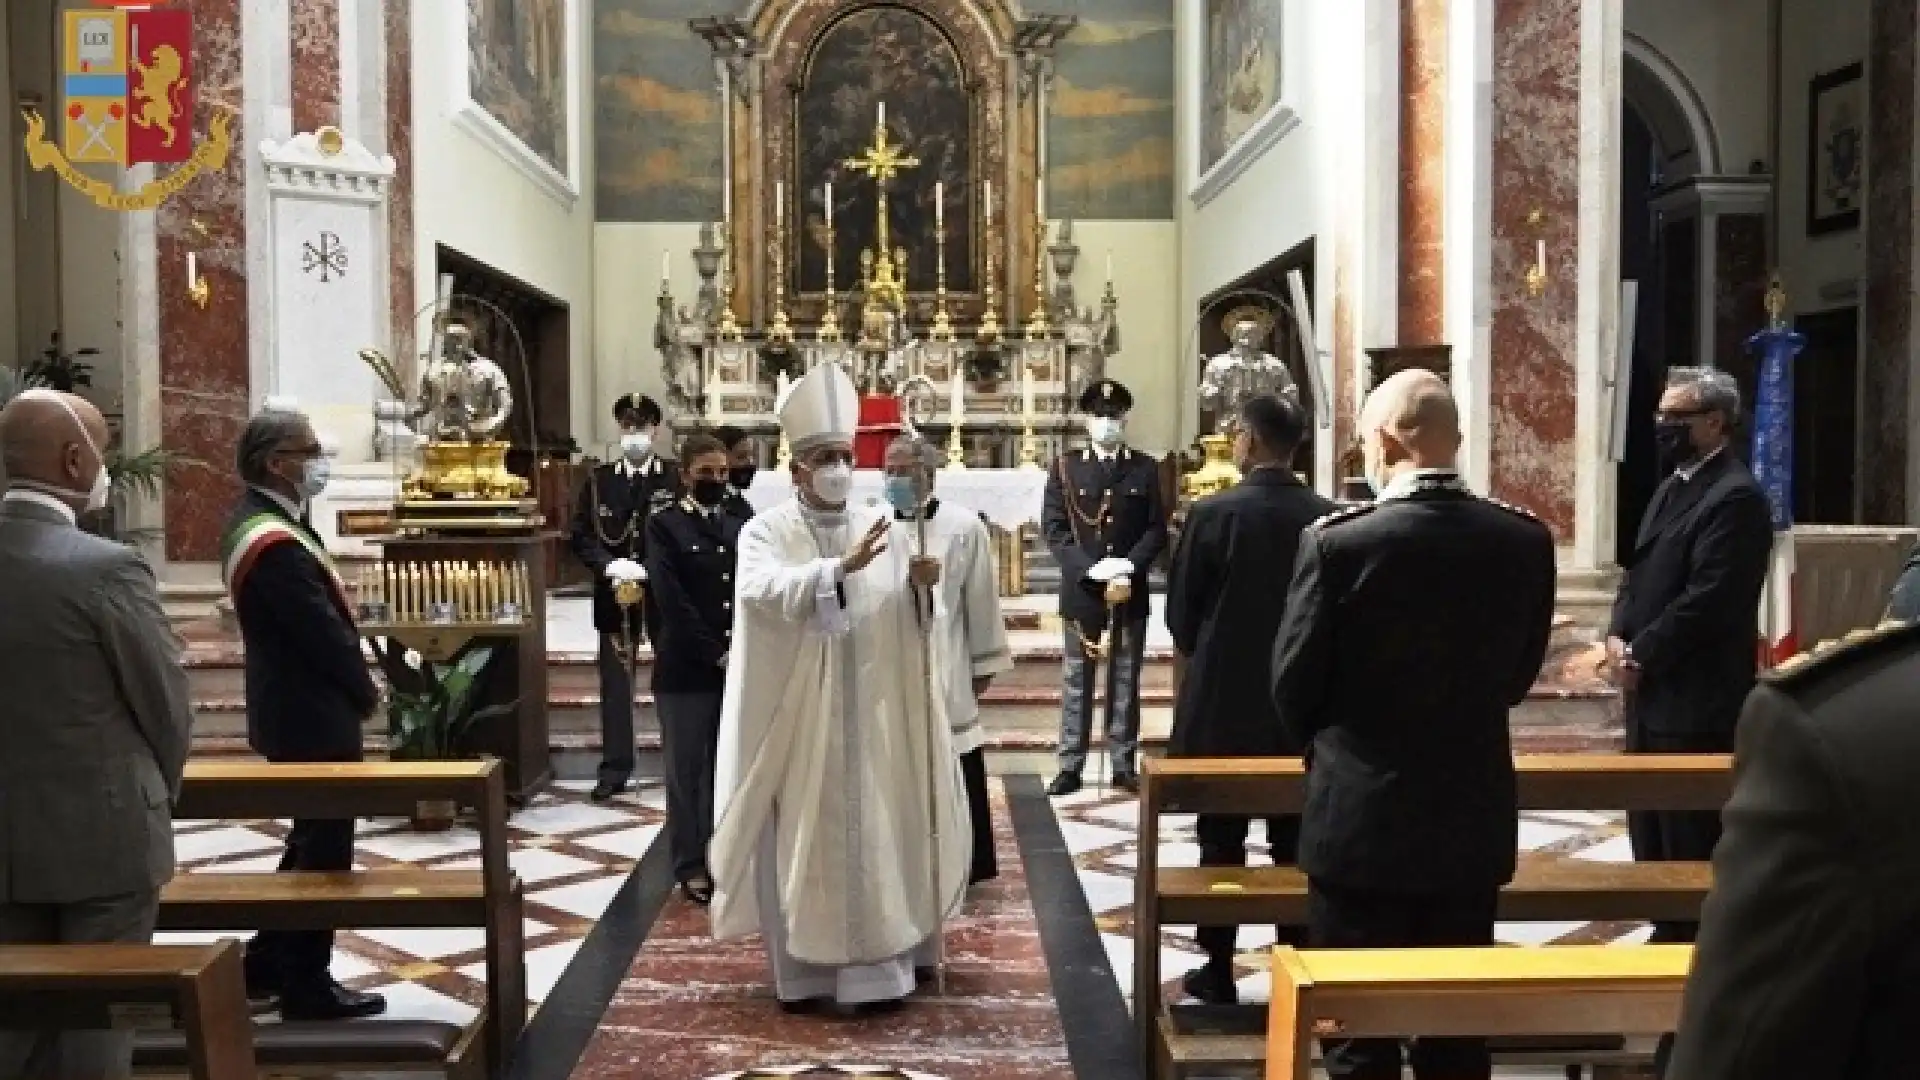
778,360,858,455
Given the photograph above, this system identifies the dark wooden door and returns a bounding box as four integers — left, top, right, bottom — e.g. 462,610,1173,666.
1792,306,1859,523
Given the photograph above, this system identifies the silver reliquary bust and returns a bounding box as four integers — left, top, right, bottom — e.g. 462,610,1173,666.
1199,317,1297,433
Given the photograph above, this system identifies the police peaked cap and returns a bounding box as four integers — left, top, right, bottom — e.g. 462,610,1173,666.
613,393,663,426
1078,378,1133,414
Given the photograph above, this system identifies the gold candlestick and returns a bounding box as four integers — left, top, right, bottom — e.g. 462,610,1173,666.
1025,210,1050,340
979,227,1003,343
770,188,794,344
945,419,966,468
819,220,842,343
716,221,742,342
930,224,954,342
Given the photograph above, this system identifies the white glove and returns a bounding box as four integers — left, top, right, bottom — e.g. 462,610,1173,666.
606,558,646,583
1088,556,1133,583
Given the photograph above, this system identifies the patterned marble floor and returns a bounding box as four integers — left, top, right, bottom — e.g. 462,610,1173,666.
567,787,1072,1080
1049,785,1654,1009
158,779,665,1025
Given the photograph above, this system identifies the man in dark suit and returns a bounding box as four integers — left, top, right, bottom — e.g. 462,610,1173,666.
1041,377,1169,796
222,407,385,1020
1271,369,1555,1080
1665,619,1920,1079
1606,366,1772,943
1164,392,1332,1004
643,433,743,905
0,389,194,1077
570,393,682,801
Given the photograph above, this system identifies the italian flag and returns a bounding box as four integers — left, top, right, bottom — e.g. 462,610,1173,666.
1758,530,1797,669
221,512,351,615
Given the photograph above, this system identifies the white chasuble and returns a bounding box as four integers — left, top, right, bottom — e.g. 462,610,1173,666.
709,500,971,981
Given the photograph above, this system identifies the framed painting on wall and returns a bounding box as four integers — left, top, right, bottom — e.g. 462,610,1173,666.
456,0,579,207
1806,61,1863,237
1194,0,1292,207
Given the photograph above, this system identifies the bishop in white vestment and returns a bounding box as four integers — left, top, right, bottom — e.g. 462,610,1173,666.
709,362,971,1012
883,435,1013,884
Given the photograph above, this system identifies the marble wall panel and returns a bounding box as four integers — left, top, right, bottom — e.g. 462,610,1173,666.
290,0,340,135
1488,0,1580,540
159,0,249,561
1399,0,1446,345
1863,0,1915,525
388,0,416,366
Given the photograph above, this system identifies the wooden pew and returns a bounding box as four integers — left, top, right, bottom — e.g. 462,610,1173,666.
0,940,255,1080
1137,754,1731,1079
1265,945,1693,1080
150,760,526,1078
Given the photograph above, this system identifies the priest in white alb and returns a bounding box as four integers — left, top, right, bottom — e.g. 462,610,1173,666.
708,361,971,1015
883,434,1013,885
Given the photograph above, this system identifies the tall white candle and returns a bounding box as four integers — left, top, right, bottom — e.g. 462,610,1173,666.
824,182,833,230
877,101,886,131
949,361,965,423
984,181,993,223
1536,239,1546,271
186,251,197,288
660,251,669,282
1105,249,1113,282
776,180,784,230
935,181,943,232
1022,356,1034,418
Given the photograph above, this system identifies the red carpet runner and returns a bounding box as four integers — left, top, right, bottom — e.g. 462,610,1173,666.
568,790,1072,1080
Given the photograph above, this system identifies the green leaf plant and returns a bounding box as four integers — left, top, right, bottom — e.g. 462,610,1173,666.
373,640,520,761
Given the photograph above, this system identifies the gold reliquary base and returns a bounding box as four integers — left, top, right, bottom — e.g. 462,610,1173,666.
403,440,532,501
1181,433,1241,505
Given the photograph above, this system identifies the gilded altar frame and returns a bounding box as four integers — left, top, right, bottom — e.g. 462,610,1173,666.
728,0,1041,333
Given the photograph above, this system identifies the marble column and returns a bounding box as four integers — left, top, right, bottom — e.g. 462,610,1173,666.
387,0,416,367
290,0,341,135
1864,0,1917,525
158,0,250,563
1489,0,1581,540
1399,0,1447,344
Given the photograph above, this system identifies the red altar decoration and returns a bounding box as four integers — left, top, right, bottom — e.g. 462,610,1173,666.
854,393,903,468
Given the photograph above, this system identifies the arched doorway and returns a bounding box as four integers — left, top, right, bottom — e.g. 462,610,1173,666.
1615,36,1717,563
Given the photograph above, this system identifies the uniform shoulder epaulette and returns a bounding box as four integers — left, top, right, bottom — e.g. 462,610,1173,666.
1307,501,1375,531
1763,618,1920,689
1481,495,1540,522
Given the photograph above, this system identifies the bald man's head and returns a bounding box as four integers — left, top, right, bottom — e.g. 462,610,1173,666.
1358,368,1461,486
0,388,110,509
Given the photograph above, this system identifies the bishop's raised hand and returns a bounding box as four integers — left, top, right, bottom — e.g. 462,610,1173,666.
840,518,892,576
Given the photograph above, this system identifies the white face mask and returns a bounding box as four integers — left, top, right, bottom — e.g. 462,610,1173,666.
621,431,654,462
809,461,853,505
1087,415,1125,447
25,389,110,512
297,456,331,501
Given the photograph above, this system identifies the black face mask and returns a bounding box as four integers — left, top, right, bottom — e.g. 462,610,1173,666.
1654,420,1696,472
728,464,757,490
691,478,728,508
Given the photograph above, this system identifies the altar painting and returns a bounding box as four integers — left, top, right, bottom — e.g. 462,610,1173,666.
469,0,570,175
796,6,974,294
594,0,727,221
1046,0,1175,220
1201,0,1283,176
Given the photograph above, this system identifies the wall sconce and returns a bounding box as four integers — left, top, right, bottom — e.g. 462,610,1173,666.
1524,208,1547,299
186,218,210,309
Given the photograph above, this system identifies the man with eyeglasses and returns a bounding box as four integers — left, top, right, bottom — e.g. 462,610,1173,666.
1606,367,1772,944
221,406,386,1019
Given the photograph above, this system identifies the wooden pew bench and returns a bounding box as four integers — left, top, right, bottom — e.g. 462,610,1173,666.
1137,754,1731,1079
0,940,256,1080
145,760,526,1079
1264,945,1693,1080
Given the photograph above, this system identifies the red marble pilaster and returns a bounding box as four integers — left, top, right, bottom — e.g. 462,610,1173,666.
1863,0,1916,525
289,0,340,135
1398,0,1447,345
387,0,416,366
1489,0,1580,540
159,0,249,562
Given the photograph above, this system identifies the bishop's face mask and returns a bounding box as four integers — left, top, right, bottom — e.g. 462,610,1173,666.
808,461,854,504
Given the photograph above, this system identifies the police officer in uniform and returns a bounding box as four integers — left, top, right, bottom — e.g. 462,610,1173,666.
1270,369,1555,1080
642,433,743,904
569,393,682,802
1663,620,1920,1080
1041,377,1169,796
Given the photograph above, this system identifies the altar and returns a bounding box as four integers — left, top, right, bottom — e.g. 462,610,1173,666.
651,8,1112,469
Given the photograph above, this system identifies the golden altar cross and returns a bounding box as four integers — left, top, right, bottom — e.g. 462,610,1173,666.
843,108,920,186
843,105,917,322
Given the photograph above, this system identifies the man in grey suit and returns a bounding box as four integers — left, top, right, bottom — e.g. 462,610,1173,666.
0,388,194,1078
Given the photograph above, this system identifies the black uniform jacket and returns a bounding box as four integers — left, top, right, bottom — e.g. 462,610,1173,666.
1270,480,1556,894
569,456,682,636
1041,445,1169,627
642,498,744,696
1165,468,1334,757
1609,450,1773,739
1668,621,1920,1080
228,488,377,762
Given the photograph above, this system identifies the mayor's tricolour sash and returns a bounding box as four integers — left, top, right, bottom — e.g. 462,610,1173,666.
221,511,352,616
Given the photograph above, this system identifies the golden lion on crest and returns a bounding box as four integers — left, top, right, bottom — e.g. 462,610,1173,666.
131,42,185,148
